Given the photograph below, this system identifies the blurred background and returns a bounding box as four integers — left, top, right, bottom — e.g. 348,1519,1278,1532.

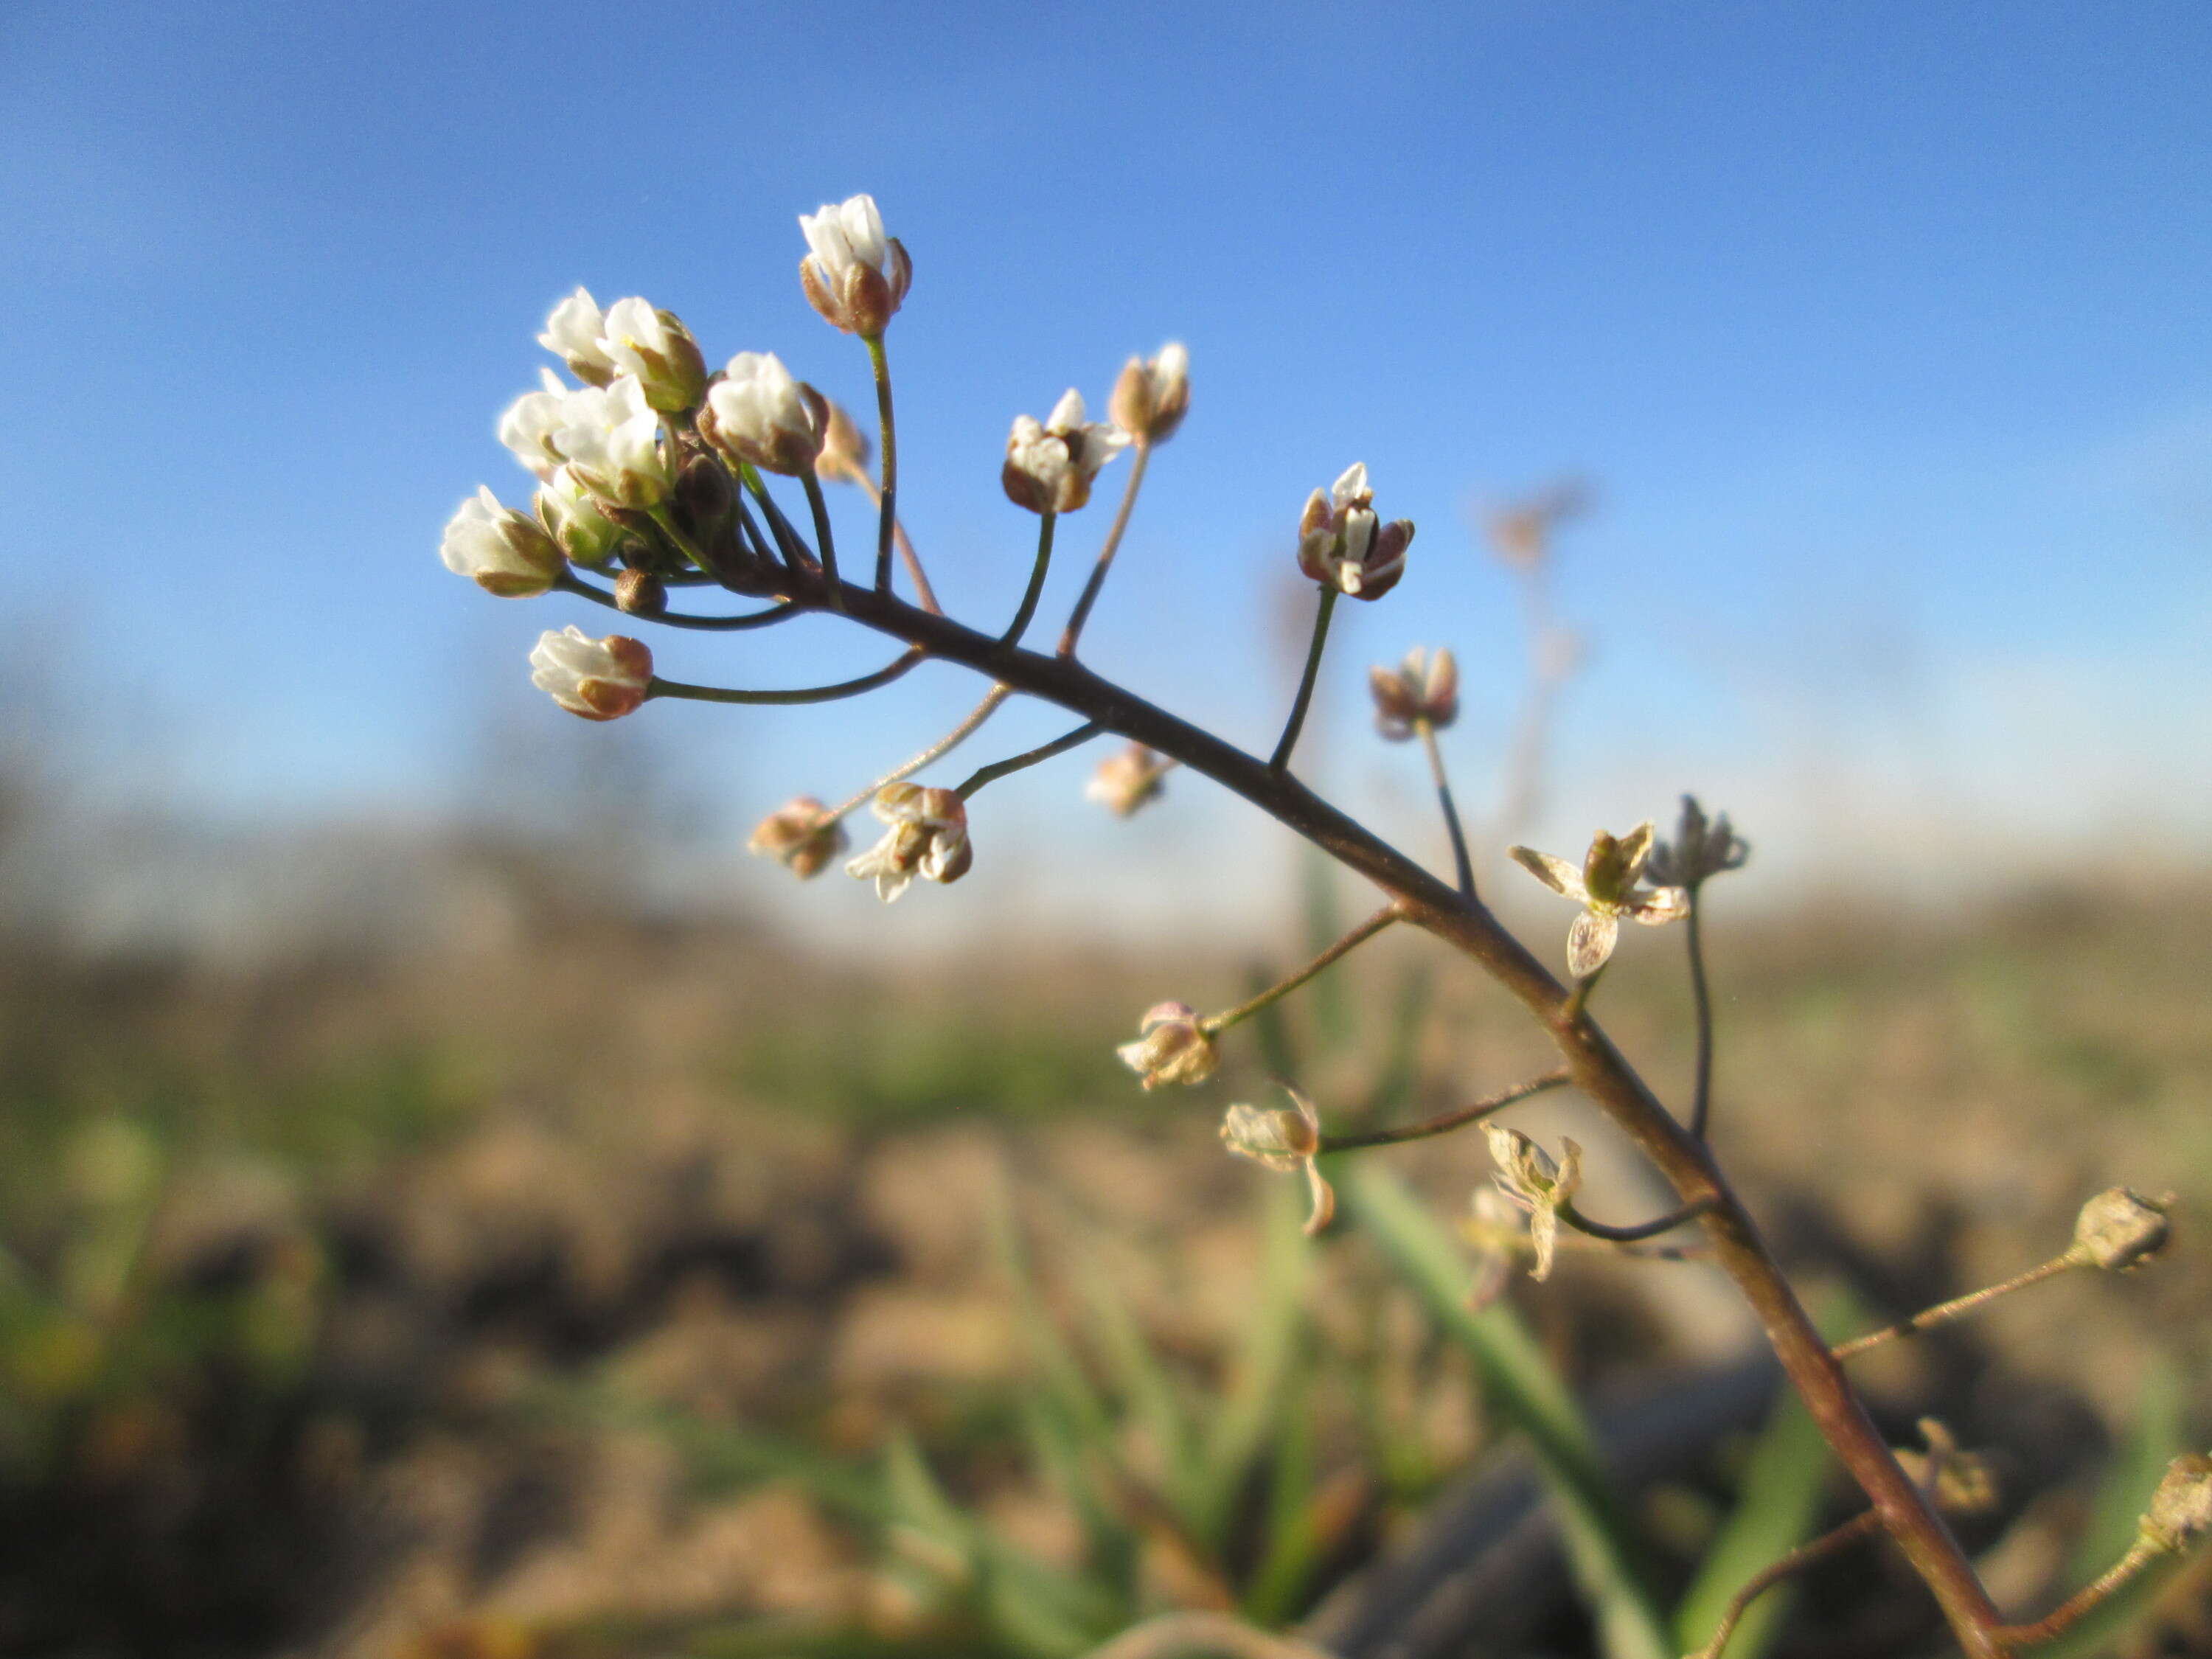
3,4,2210,1656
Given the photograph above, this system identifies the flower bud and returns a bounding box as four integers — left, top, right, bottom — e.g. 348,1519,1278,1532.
1085,745,1169,817
798,194,912,336
615,568,664,617
748,796,849,880
538,288,618,386
528,625,653,721
1295,463,1412,600
2072,1186,2172,1271
1108,343,1189,445
535,469,629,568
1115,1001,1217,1090
2142,1454,2212,1553
599,297,707,412
554,376,672,509
440,486,563,598
701,352,831,476
1368,647,1458,740
1647,794,1750,888
816,399,872,479
1003,389,1129,515
844,783,970,903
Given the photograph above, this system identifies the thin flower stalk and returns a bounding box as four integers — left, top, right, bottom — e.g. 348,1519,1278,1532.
800,470,845,610
1319,1070,1571,1152
1270,585,1338,773
1057,439,1152,656
868,333,897,591
554,571,798,632
825,454,939,612
830,684,1013,821
1988,1536,2164,1648
1829,1253,2084,1361
1686,1508,1884,1659
953,722,1105,799
1686,893,1717,1137
1416,718,1476,900
647,649,922,706
1558,1194,1714,1244
1002,511,1056,647
1199,905,1399,1038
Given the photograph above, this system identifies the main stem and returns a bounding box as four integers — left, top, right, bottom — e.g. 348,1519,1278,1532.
801,574,2008,1658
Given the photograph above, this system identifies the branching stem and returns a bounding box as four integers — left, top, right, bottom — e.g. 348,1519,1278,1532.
1559,1195,1714,1244
800,470,845,611
1270,584,1338,773
1319,1069,1568,1152
1686,1508,1883,1659
1057,440,1150,656
555,571,798,632
1202,905,1399,1037
1830,1252,2084,1361
647,648,921,706
955,721,1104,799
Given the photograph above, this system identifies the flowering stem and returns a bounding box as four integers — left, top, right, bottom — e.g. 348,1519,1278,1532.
834,460,939,613
1201,905,1399,1037
1002,512,1057,647
1318,1069,1569,1152
1559,1194,1714,1244
831,684,1012,821
1270,585,1338,774
1989,1536,2163,1647
1829,1253,2085,1361
866,333,897,592
1686,889,1717,1139
1057,440,1151,657
954,721,1105,800
1686,1507,1883,1659
739,470,813,572
1416,717,1476,901
646,648,922,706
800,470,846,612
554,571,798,631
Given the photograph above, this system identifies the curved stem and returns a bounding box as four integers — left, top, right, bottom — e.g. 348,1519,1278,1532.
1057,440,1151,656
955,721,1103,799
1270,585,1338,773
1686,1508,1883,1659
866,333,897,592
647,648,921,706
1320,1069,1569,1152
1416,717,1477,901
1686,890,1717,1138
555,571,799,631
1990,1537,2162,1648
801,470,845,612
831,684,1012,821
1830,1253,2084,1361
1202,905,1398,1036
1002,511,1056,646
1560,1194,1714,1244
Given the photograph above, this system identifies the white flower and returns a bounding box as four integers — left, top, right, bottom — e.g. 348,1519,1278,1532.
1368,647,1459,740
701,352,830,476
597,296,706,411
1115,1001,1217,1090
1296,462,1413,600
799,193,912,335
1220,1085,1335,1237
553,375,672,509
1509,822,1691,979
1001,389,1129,515
1484,1124,1582,1281
844,783,971,902
1109,341,1190,444
439,486,563,598
538,288,617,386
533,467,627,568
528,625,653,721
498,368,575,479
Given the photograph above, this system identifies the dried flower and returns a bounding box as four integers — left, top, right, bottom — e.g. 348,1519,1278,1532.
553,375,672,509
1296,463,1413,600
1646,794,1750,888
1109,342,1189,445
748,796,849,880
816,397,872,479
1510,823,1691,978
1368,647,1459,740
534,467,629,568
1896,1419,2002,1517
1002,389,1129,515
1115,1001,1217,1090
1221,1085,1335,1236
538,288,618,386
498,369,575,479
1462,1186,1529,1310
440,486,564,598
1085,745,1169,817
598,296,708,412
845,783,970,903
2142,1454,2212,1553
701,352,830,476
1484,1124,1582,1281
799,193,912,336
528,625,653,721
2071,1186,2173,1272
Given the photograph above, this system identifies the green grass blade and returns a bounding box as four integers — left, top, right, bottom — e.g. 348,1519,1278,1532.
1079,1261,1195,1523
1339,1161,1674,1659
1195,1180,1311,1547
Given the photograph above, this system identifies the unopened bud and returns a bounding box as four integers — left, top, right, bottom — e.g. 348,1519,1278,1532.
2072,1186,2172,1271
2142,1454,2212,1553
701,352,831,476
1108,343,1189,445
1115,1001,1217,1090
748,796,849,880
798,194,911,337
1085,745,1169,817
1368,647,1458,740
441,486,563,598
600,298,707,411
528,626,653,721
1647,794,1750,888
615,568,665,616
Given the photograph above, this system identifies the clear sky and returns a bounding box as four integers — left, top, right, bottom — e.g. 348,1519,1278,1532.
7,1,2211,943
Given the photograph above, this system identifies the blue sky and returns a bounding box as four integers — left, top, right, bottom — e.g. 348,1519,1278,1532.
6,1,2211,940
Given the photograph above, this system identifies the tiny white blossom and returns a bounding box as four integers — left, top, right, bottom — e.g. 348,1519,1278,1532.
1296,462,1413,600
498,368,575,479
1368,647,1459,740
1002,389,1130,515
1109,341,1190,444
439,485,563,598
844,783,971,903
1484,1124,1583,1281
533,467,627,567
597,296,706,411
1220,1085,1335,1237
553,375,672,509
527,625,653,721
538,288,617,386
1510,822,1690,978
702,352,830,476
1115,1001,1217,1089
799,193,912,335
748,796,849,880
